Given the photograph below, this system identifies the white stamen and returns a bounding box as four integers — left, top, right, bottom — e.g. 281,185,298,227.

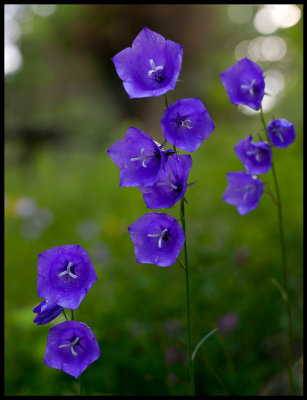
157,172,178,190
240,79,256,95
148,228,169,249
58,336,80,356
246,148,262,162
58,262,78,279
148,59,164,77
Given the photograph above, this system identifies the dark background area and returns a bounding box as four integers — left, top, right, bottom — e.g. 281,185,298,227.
5,4,303,396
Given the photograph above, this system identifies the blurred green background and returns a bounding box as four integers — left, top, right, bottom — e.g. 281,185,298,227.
4,4,303,396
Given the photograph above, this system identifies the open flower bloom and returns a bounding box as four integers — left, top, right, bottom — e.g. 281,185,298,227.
37,245,98,310
220,57,265,110
44,320,100,379
128,212,185,267
139,154,192,209
223,171,264,215
234,135,272,175
112,27,183,98
107,127,167,187
33,300,63,325
267,118,296,148
160,98,215,152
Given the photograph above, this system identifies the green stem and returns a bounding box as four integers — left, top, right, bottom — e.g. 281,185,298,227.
180,197,195,395
71,309,74,320
62,308,68,322
260,106,295,395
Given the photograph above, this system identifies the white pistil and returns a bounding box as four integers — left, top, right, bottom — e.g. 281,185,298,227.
58,262,78,279
131,148,152,168
157,172,178,190
148,228,169,249
271,128,284,142
58,336,80,356
148,59,164,77
181,119,193,129
246,148,262,162
240,79,256,96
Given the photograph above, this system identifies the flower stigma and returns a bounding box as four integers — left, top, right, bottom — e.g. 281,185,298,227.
148,228,170,248
58,262,78,279
58,336,80,356
148,59,164,82
157,172,178,190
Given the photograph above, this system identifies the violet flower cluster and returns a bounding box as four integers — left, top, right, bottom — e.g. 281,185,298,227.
220,57,296,215
108,27,215,267
33,244,100,379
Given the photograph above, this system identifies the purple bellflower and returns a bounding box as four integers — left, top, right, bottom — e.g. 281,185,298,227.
223,171,264,215
111,27,183,99
33,300,63,325
234,135,272,175
267,118,296,148
37,244,98,311
139,154,192,209
44,320,100,379
220,57,265,110
128,212,185,267
107,127,167,187
160,98,215,152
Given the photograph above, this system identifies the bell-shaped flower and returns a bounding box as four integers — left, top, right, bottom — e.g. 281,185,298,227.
33,300,63,325
112,27,183,99
37,244,98,311
107,127,167,187
267,118,296,148
234,135,272,175
220,57,265,110
139,154,192,209
128,212,185,267
44,320,100,379
222,171,264,215
160,98,215,152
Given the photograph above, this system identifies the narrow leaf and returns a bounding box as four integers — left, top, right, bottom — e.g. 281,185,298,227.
192,328,218,361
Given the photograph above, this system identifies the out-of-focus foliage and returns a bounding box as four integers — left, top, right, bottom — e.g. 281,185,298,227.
5,4,303,396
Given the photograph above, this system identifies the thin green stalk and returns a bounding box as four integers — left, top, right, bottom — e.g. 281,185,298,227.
180,197,195,395
71,309,74,320
260,106,294,395
62,308,68,322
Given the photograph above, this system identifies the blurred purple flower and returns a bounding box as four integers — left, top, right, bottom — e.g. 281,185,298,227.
267,118,296,148
33,300,63,325
220,57,265,110
37,244,98,310
234,135,272,175
44,320,100,379
223,171,264,215
128,212,185,267
139,154,192,209
112,27,183,99
160,98,215,152
107,127,167,187
165,346,183,364
217,312,239,334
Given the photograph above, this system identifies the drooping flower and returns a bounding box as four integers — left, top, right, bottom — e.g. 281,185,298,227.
128,212,185,267
44,320,100,379
139,154,192,209
37,244,98,310
220,57,265,110
222,171,264,215
33,300,63,325
160,98,215,152
111,27,183,99
234,135,272,175
267,118,296,148
107,127,167,187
